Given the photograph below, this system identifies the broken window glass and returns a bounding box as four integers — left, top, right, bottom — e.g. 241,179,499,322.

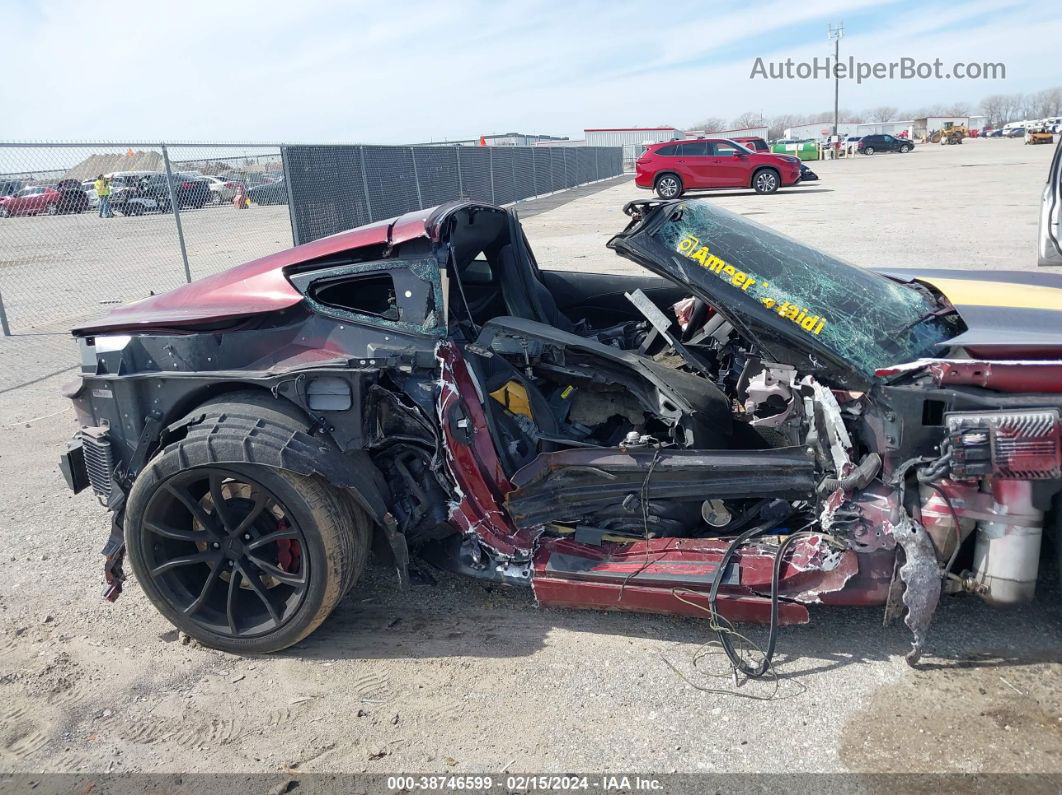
649,200,961,374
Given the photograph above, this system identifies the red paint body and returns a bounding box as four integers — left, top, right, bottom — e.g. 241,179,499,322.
635,138,801,193
436,343,532,558
929,361,1062,393
0,186,61,216
531,535,861,624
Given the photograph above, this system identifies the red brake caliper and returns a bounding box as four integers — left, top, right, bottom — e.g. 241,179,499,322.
274,518,301,573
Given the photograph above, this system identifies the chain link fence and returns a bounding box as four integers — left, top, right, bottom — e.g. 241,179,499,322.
0,142,289,339
0,141,621,343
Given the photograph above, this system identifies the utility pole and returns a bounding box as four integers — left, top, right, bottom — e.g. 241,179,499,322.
828,23,844,139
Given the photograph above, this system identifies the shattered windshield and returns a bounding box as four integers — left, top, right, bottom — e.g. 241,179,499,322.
649,200,960,375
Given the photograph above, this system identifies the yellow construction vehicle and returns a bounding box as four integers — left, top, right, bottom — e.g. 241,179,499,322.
932,122,967,145
1025,125,1055,145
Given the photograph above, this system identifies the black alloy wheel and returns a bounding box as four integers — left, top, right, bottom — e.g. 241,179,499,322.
137,467,308,640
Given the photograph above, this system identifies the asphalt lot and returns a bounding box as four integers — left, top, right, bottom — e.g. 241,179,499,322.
0,140,1060,776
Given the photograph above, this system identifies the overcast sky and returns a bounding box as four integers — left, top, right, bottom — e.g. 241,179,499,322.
3,0,1060,143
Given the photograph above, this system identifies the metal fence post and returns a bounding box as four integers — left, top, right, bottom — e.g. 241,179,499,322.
594,148,600,180
161,144,192,284
280,144,300,246
358,146,374,223
455,146,464,198
530,148,537,198
489,147,496,204
0,290,11,336
410,146,424,209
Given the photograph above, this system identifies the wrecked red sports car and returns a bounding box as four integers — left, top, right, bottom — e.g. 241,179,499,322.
61,199,1062,667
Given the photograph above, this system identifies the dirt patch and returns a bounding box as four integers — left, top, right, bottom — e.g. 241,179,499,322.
841,653,1062,773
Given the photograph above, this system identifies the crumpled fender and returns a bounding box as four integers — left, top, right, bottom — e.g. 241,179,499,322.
167,408,393,525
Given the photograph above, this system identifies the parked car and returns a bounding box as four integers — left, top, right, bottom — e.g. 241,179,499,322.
988,129,1005,138
636,138,802,197
0,179,25,199
857,134,913,155
81,180,100,208
731,136,769,152
0,185,63,217
53,179,90,214
1007,127,1026,138
111,173,211,215
201,175,239,204
61,198,1062,665
106,170,162,210
246,177,288,205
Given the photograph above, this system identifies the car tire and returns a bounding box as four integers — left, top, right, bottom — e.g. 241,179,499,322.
654,174,683,199
126,432,370,656
863,146,875,155
46,203,58,215
130,203,145,217
899,145,912,153
752,168,780,194
0,207,8,218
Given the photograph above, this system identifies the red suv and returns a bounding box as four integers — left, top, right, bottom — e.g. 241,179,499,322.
635,138,802,198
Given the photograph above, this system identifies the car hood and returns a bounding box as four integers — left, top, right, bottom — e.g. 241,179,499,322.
72,201,473,335
874,268,1062,357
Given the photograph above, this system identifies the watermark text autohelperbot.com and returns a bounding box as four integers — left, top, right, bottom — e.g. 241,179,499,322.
750,57,1005,83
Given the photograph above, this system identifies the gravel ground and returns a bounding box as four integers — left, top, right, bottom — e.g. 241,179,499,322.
0,140,1060,777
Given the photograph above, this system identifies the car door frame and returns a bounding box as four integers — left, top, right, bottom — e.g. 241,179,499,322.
675,141,714,188
1039,139,1062,266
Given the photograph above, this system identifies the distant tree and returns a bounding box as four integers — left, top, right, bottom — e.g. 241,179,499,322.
690,116,726,132
868,105,899,123
980,94,1008,127
731,111,764,129
1045,86,1062,116
1002,92,1025,122
767,114,801,139
1027,87,1062,119
943,102,970,116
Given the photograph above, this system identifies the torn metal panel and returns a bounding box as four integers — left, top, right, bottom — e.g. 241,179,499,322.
892,511,942,666
436,341,532,559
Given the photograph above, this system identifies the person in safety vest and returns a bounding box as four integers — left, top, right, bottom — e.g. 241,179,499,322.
94,174,113,218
